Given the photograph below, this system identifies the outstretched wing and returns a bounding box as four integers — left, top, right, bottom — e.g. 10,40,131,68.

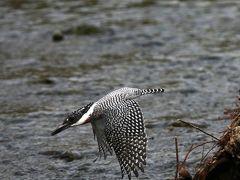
92,99,147,179
91,115,113,159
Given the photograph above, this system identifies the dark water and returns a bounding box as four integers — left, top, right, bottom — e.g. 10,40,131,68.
0,0,240,179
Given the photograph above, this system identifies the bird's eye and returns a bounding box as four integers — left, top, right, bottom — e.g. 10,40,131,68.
63,117,69,124
68,116,74,122
81,107,86,112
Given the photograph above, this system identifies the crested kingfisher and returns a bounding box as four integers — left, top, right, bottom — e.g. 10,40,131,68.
52,87,164,179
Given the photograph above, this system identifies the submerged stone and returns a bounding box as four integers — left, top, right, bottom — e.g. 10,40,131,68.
52,30,64,42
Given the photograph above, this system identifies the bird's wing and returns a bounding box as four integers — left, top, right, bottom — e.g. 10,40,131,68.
91,115,113,159
92,99,147,179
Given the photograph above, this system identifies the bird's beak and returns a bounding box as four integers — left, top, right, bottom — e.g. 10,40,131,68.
51,123,71,136
51,102,94,136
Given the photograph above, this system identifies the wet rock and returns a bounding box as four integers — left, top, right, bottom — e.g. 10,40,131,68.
127,0,157,8
39,150,83,162
178,88,198,95
8,0,25,9
14,171,25,176
84,0,98,6
145,122,160,129
171,121,190,128
134,41,163,47
35,78,55,85
52,30,64,42
63,24,107,36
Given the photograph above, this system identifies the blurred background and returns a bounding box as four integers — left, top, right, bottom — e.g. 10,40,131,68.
0,0,240,179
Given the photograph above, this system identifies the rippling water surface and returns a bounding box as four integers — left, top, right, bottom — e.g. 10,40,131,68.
0,0,240,179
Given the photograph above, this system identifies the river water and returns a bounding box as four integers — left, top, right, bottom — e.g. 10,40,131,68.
0,0,240,179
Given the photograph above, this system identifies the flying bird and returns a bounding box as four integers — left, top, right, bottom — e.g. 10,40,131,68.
51,87,164,179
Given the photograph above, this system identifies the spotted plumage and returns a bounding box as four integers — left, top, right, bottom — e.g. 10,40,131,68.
52,87,164,179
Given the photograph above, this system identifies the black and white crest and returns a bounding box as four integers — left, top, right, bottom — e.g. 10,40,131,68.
51,102,93,135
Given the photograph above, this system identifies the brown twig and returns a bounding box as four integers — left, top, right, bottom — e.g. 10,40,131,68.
202,144,205,160
233,113,240,122
178,119,220,141
183,144,194,163
201,142,218,162
183,141,216,163
175,137,179,180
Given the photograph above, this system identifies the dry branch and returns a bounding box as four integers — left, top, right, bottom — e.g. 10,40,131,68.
175,96,240,180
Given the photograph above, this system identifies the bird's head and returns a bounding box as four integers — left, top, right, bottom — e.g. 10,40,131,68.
51,102,95,136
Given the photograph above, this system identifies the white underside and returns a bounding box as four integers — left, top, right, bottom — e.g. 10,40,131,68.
72,103,96,126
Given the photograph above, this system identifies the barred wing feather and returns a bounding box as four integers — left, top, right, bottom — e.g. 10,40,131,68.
92,99,147,179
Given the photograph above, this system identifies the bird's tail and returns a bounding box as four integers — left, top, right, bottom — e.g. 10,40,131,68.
140,88,164,95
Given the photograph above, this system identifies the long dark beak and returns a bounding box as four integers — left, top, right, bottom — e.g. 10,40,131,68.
51,123,71,136
51,102,94,136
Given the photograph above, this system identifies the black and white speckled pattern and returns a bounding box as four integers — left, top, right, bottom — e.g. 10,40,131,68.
94,87,164,113
91,87,164,179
